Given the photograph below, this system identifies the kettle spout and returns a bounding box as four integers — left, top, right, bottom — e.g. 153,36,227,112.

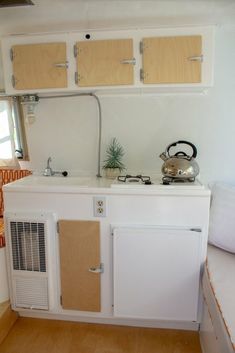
159,152,167,161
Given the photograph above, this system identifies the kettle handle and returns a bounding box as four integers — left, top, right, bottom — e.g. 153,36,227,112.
166,140,197,159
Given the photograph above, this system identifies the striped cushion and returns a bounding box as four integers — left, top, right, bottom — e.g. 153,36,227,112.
0,219,5,248
0,169,32,217
0,169,32,247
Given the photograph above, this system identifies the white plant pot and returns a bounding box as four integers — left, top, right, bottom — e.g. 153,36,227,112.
104,168,120,179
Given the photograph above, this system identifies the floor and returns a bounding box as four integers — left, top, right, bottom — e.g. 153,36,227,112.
0,317,202,353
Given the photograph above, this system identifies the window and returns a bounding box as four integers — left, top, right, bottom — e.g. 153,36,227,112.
0,97,28,163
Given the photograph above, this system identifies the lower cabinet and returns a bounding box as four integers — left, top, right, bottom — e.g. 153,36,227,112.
113,226,202,321
58,220,101,312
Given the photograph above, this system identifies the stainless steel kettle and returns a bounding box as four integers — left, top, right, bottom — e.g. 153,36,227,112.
159,140,200,181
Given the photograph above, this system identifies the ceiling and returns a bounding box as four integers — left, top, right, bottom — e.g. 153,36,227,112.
0,0,234,35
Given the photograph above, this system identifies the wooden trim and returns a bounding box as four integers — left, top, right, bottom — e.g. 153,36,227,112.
0,301,18,345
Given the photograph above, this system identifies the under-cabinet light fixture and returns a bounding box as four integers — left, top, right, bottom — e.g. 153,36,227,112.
20,94,39,124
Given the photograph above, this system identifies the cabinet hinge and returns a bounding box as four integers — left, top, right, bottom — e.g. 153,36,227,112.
57,222,59,234
140,68,146,81
60,295,63,305
10,48,14,61
75,72,83,84
139,41,144,54
75,72,79,84
73,44,78,58
190,228,202,232
11,75,16,88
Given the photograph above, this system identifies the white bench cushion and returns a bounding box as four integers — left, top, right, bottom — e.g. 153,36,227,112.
209,183,235,253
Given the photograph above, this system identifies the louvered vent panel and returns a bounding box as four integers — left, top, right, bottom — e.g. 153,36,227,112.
15,276,48,310
10,221,46,272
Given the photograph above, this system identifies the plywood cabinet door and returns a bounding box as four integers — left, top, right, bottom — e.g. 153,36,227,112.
11,42,68,90
75,39,134,86
58,220,101,312
142,35,202,84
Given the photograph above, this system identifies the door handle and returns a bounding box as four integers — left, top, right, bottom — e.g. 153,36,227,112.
89,263,104,274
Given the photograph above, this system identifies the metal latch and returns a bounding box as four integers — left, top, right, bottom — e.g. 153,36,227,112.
188,55,203,62
89,263,104,274
120,58,136,65
190,228,202,232
53,61,69,68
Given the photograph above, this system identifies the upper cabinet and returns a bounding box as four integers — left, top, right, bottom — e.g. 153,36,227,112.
75,39,134,86
11,42,68,90
141,35,202,84
1,27,214,94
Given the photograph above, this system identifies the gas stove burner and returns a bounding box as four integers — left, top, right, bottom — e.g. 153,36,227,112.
118,174,152,185
162,176,195,185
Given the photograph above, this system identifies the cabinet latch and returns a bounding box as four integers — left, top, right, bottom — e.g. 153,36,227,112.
53,61,69,68
190,228,202,232
89,263,104,274
188,55,204,62
120,58,136,65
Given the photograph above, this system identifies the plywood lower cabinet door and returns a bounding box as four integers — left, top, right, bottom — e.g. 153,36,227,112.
58,220,101,312
11,42,68,90
75,39,134,86
113,226,202,321
142,35,202,84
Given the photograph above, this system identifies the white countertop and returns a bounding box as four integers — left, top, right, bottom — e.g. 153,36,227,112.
3,175,210,196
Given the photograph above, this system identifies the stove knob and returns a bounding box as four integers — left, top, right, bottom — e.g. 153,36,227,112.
162,180,170,185
144,180,152,185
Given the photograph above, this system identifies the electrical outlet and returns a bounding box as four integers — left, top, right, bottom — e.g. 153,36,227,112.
93,196,106,217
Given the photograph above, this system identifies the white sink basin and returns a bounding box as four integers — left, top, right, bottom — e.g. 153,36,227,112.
10,175,91,187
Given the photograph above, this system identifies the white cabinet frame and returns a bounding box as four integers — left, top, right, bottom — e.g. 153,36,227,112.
113,225,202,321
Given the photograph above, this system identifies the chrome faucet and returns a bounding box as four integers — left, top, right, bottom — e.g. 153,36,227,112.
43,157,68,177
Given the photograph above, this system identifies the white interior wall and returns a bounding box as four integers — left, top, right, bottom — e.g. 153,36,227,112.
22,25,235,184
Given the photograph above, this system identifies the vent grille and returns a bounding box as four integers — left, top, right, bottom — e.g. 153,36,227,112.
10,221,46,272
15,276,48,310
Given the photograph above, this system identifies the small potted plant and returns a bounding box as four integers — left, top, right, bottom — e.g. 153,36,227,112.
103,138,125,179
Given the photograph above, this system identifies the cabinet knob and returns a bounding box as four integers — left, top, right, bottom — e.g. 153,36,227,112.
89,263,104,274
53,61,69,68
120,58,136,65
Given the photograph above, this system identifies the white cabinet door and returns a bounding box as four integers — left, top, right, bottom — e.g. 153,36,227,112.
113,226,202,321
